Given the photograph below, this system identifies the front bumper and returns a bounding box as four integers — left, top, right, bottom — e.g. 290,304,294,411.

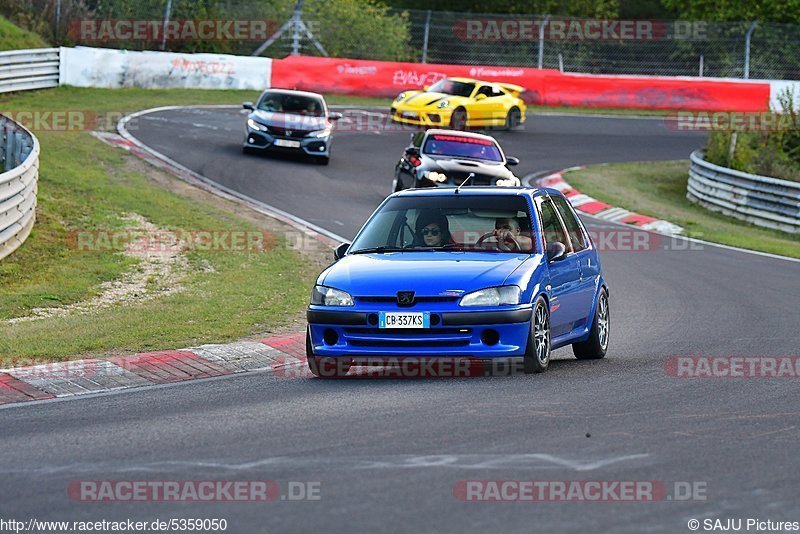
244,127,330,157
390,106,451,127
307,306,532,358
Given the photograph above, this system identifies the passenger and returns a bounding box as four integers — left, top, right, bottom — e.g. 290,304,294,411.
414,211,453,247
493,217,533,251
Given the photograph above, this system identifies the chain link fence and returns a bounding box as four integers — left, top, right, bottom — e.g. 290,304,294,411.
4,0,800,80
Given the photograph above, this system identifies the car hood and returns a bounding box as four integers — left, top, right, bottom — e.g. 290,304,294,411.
250,110,328,132
426,156,512,178
320,252,531,296
399,92,461,109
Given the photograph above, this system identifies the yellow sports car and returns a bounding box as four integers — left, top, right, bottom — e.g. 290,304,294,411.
390,77,527,130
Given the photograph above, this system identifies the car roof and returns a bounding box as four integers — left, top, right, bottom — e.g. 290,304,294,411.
392,186,563,198
261,88,325,100
423,128,498,142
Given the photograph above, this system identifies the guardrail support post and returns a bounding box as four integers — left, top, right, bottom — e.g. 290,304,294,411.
744,21,757,79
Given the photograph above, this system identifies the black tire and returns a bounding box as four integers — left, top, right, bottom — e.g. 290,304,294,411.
315,156,330,166
505,107,521,130
242,145,257,155
523,296,551,374
392,172,405,193
572,287,610,360
306,329,351,378
450,108,468,130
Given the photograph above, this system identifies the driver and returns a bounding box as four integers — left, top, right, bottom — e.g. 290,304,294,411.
493,217,533,252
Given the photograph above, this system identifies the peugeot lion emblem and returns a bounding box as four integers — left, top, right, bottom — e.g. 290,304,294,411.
397,291,415,305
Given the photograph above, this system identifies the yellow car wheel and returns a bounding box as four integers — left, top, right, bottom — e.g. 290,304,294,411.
450,108,468,130
505,107,522,130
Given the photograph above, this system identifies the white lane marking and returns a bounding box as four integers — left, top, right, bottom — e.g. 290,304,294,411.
117,105,348,245
3,454,651,475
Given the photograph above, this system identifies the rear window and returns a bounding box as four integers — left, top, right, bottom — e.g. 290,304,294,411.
422,134,502,162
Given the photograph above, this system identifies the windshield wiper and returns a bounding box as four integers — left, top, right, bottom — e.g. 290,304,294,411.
348,246,407,254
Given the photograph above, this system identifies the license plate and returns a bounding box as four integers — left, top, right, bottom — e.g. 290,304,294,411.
401,111,418,119
274,139,300,148
379,312,429,329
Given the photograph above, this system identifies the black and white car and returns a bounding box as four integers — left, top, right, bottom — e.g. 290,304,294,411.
242,89,342,165
392,129,521,192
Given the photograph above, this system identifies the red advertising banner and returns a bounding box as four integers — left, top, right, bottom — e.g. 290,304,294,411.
271,55,770,112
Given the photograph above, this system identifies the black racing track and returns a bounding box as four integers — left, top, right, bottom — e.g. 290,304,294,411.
1,107,798,533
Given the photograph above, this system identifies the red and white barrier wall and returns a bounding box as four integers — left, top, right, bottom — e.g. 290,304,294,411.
271,55,774,112
51,47,798,112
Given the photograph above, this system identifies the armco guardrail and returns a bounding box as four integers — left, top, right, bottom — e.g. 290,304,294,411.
0,115,39,260
687,150,800,234
0,48,60,94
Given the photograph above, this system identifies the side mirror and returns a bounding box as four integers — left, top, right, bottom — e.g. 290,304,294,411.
546,242,567,263
474,93,487,101
242,102,254,110
506,156,520,166
328,111,343,121
406,147,419,157
333,242,350,261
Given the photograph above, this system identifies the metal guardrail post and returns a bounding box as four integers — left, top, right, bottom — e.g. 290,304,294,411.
744,21,757,79
421,10,431,64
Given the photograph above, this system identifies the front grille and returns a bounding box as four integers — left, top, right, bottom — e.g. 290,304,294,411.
345,328,470,335
266,125,311,138
356,296,459,304
344,327,473,348
349,339,469,347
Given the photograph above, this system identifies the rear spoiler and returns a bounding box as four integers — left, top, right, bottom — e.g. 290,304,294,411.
497,83,525,97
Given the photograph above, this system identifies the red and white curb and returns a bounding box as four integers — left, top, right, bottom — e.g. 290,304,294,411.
0,334,308,406
537,168,684,235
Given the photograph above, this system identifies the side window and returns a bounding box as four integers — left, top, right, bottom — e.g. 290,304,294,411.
491,85,504,97
551,195,588,251
476,85,493,97
538,199,569,251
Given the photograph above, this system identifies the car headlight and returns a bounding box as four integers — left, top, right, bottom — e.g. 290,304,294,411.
437,99,450,109
459,286,521,307
247,118,267,131
308,129,331,138
395,92,407,102
423,171,448,183
495,177,520,187
311,285,354,306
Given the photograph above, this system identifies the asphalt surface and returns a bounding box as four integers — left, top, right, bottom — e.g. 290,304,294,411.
2,108,799,533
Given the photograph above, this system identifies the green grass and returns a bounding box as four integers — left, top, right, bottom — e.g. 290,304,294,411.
0,87,319,363
0,15,48,50
566,161,800,259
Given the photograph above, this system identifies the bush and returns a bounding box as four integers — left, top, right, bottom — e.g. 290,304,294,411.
704,89,800,182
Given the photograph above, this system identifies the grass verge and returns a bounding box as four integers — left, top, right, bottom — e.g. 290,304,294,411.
0,87,329,363
565,161,800,259
0,15,48,50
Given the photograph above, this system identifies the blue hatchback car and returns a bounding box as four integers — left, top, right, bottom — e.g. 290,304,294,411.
306,187,610,377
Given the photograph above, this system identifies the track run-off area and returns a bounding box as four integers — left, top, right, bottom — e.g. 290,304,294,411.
1,107,798,532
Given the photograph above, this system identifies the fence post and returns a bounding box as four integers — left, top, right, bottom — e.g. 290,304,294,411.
744,21,757,79
699,54,704,77
55,0,62,40
160,0,173,51
421,10,431,63
558,53,564,72
538,16,550,69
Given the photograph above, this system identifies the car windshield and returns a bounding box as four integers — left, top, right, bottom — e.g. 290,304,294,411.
349,195,535,254
428,79,475,97
422,134,503,162
257,92,324,116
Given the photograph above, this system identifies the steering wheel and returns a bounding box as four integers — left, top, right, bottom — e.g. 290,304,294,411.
475,231,520,252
